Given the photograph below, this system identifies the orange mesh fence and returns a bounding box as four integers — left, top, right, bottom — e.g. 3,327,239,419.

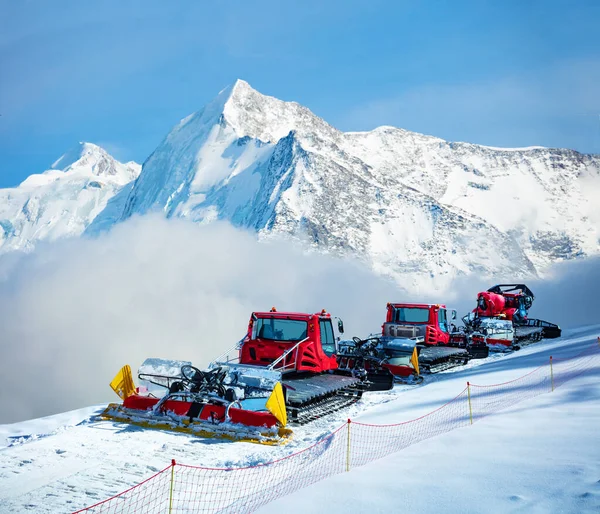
552,342,600,389
469,341,600,425
349,387,470,468
468,365,551,423
74,340,600,514
74,427,349,514
73,464,173,513
171,425,348,513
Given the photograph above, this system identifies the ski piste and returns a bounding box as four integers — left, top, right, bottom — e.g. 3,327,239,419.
3,326,597,514
101,284,560,444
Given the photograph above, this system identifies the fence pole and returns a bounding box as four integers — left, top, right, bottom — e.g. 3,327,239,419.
346,419,351,472
550,356,554,392
467,382,473,425
169,459,176,514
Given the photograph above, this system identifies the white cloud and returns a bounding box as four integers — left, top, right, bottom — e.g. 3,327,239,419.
0,215,597,424
0,216,403,424
432,256,600,332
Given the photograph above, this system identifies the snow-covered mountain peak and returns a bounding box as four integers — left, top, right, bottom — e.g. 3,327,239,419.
3,82,599,290
119,81,600,289
166,79,335,153
122,79,334,217
169,80,262,140
0,144,141,253
51,142,103,169
211,79,337,148
47,141,139,183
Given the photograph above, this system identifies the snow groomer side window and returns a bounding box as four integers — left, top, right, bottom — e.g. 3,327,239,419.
254,318,308,341
319,319,336,356
438,308,448,333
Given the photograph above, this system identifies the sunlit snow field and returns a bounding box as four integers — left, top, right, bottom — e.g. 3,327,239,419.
0,326,598,513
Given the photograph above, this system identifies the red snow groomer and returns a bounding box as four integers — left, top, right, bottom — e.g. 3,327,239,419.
102,308,388,442
380,302,486,373
217,308,392,424
338,302,488,384
463,284,561,351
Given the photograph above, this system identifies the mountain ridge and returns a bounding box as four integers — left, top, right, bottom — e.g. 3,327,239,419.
1,80,599,289
116,80,599,288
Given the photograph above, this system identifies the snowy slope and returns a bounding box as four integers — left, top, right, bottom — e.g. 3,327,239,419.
119,80,600,290
0,326,598,513
0,143,140,253
260,335,600,514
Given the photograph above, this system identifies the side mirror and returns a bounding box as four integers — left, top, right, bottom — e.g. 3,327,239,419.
337,318,344,334
451,310,457,320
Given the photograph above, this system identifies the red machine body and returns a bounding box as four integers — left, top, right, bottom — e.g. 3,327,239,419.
474,291,522,321
384,303,463,346
239,309,339,373
464,285,560,349
121,394,279,428
382,362,416,378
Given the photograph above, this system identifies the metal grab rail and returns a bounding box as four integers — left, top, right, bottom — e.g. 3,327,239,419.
267,337,310,372
209,335,247,367
211,336,311,375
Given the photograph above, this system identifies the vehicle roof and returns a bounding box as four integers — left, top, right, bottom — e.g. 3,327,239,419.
388,303,447,309
252,311,330,319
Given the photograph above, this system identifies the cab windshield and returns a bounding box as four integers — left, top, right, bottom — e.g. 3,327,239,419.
392,307,430,324
254,318,308,341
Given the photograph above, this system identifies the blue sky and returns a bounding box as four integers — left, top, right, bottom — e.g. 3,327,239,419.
0,0,599,187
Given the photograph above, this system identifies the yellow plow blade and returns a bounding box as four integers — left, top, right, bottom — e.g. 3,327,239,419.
100,404,293,446
266,382,287,427
109,365,136,399
410,347,420,376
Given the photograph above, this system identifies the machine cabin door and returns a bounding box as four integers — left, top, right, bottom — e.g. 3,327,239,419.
319,318,337,356
438,308,449,334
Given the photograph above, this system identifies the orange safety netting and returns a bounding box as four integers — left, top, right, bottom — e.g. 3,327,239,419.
74,340,600,514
